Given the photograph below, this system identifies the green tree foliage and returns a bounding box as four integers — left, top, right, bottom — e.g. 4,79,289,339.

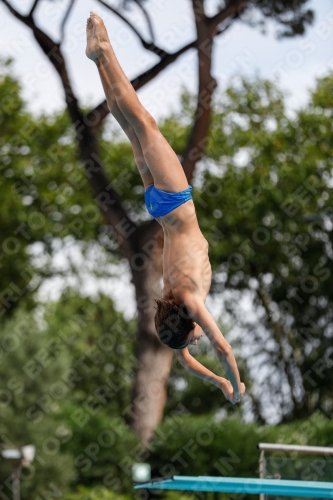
146,411,333,499
63,485,131,500
2,57,333,426
153,73,333,424
2,56,333,498
0,57,110,319
196,74,333,423
0,293,140,498
42,289,137,418
0,56,159,318
0,308,75,499
0,0,317,447
41,290,140,491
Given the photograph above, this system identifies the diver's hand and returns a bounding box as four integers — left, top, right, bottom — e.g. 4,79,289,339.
218,377,245,404
233,382,246,403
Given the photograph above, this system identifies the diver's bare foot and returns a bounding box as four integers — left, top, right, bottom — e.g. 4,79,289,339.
86,11,110,63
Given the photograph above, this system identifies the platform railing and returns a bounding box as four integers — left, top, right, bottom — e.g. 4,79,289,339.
257,443,333,500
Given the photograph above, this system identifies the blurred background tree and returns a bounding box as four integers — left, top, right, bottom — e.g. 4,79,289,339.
1,53,333,497
194,73,333,423
0,308,76,498
0,0,316,445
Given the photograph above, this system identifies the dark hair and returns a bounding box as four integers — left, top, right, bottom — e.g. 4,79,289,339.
154,298,195,349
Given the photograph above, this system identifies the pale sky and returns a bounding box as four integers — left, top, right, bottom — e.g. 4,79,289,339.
0,0,332,120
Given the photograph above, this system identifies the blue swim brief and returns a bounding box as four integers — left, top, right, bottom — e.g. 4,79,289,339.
144,185,193,218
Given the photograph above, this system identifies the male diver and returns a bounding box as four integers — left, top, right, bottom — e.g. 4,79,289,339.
86,11,246,404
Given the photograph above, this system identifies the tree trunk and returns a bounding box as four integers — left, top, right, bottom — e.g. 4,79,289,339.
128,225,173,446
77,131,172,445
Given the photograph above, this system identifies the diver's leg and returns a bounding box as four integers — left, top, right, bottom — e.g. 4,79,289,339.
95,59,153,189
87,11,188,193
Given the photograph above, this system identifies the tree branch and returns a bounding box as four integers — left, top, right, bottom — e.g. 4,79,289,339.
1,0,31,24
28,0,40,19
1,0,136,259
60,0,76,45
96,0,144,40
257,284,302,414
247,386,266,424
133,0,155,43
96,0,167,58
0,1,77,120
181,0,216,182
86,38,196,127
87,13,235,133
179,6,237,181
209,0,251,32
216,11,240,35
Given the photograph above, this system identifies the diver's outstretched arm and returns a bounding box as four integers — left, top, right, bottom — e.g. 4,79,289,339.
175,348,244,404
181,293,245,401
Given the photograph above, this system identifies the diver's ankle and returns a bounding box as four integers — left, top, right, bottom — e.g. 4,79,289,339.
97,42,112,61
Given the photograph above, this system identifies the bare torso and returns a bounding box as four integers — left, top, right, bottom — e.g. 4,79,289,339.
157,200,212,302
